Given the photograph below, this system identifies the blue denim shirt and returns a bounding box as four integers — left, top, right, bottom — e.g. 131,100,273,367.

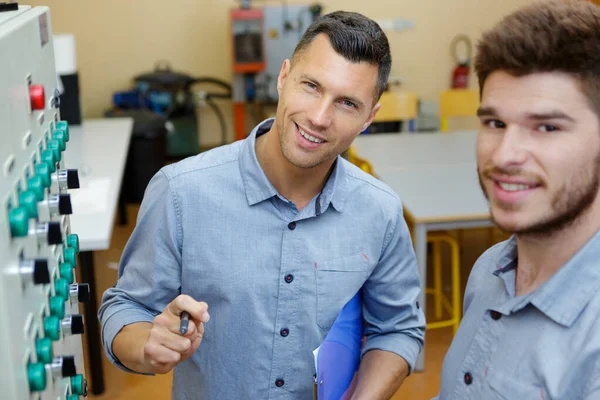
98,119,425,400
436,232,600,400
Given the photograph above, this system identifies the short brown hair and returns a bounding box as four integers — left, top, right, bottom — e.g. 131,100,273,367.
475,0,600,114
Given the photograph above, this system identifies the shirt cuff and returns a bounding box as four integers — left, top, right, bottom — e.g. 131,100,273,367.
361,332,423,375
101,307,156,375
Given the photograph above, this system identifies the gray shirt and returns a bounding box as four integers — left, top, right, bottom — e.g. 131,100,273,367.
436,232,600,400
98,119,425,399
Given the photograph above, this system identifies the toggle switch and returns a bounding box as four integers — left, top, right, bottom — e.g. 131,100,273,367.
63,247,76,267
61,314,84,336
50,356,77,379
51,129,66,151
44,316,61,341
41,149,57,172
33,221,63,245
27,362,47,392
30,84,45,111
34,163,51,189
27,175,45,202
47,193,72,216
46,140,62,163
59,262,74,284
55,121,69,141
9,207,28,238
49,295,66,319
53,169,80,191
20,259,50,286
54,278,70,301
70,374,88,396
69,283,90,304
67,234,79,253
36,337,54,364
18,190,38,219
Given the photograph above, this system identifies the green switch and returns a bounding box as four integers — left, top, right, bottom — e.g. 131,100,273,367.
67,234,79,253
51,130,66,151
55,121,69,141
9,207,29,238
18,191,38,219
49,295,65,319
66,395,79,400
54,278,69,301
44,316,61,341
41,149,56,172
63,247,76,267
70,374,86,395
36,337,54,364
27,362,47,392
59,262,74,284
46,140,62,163
27,176,45,202
34,163,51,188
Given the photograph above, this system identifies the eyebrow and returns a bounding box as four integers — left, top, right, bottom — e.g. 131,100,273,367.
299,74,366,109
477,106,576,122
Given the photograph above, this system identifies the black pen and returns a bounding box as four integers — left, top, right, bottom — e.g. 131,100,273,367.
180,311,190,335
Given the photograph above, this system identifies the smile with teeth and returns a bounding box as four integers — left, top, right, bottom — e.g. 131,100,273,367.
298,126,324,143
497,182,536,191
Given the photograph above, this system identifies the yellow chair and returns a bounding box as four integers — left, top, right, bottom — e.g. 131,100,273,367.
374,91,418,132
439,89,479,132
347,146,462,335
424,234,461,335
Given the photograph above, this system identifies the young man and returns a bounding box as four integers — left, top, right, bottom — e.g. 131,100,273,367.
437,1,600,398
99,11,425,400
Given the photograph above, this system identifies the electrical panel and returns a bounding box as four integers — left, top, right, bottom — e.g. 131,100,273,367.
0,5,89,400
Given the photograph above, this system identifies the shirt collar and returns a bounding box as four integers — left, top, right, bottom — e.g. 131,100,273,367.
491,230,600,327
239,118,348,213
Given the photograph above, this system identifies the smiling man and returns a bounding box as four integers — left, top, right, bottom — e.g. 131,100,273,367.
436,1,600,399
99,11,425,400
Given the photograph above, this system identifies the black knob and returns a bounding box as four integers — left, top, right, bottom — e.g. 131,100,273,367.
58,194,72,215
67,169,79,189
62,314,85,336
61,356,76,377
47,222,62,245
51,356,76,378
70,315,85,335
32,259,50,285
70,283,90,304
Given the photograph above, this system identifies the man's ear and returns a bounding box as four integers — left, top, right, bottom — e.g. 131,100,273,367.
277,59,291,97
361,103,382,132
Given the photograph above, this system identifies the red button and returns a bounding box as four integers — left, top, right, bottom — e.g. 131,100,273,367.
30,85,46,111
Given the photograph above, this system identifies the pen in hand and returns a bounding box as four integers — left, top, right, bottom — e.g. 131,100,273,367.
180,311,190,335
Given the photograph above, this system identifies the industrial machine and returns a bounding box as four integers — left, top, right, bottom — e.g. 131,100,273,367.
230,1,322,140
0,4,89,399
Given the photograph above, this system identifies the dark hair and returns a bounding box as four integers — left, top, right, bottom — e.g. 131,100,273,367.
475,0,600,115
292,11,391,102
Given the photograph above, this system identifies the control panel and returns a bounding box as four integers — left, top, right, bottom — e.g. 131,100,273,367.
1,5,89,400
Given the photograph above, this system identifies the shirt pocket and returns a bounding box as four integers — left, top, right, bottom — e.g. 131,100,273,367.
316,252,368,332
487,367,548,400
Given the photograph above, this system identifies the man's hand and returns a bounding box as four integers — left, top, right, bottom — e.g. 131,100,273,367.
113,295,210,374
144,295,210,374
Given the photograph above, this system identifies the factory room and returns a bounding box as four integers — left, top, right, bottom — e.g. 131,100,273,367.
3,0,600,399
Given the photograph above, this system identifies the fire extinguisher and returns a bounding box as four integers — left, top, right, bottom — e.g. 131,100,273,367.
450,35,473,89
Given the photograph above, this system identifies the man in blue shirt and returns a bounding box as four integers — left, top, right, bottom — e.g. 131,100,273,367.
99,11,425,400
437,1,600,399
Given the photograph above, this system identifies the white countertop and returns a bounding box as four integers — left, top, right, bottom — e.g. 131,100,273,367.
353,130,490,224
64,118,133,251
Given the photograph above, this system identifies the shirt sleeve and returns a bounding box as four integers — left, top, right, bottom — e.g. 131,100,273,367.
360,202,426,374
97,169,182,374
